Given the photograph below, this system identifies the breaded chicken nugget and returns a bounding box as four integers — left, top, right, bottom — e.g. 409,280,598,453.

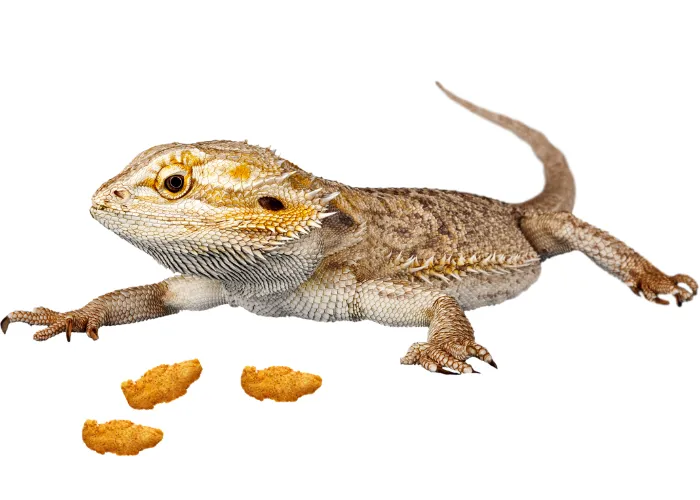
241,366,322,402
121,359,202,410
82,419,163,456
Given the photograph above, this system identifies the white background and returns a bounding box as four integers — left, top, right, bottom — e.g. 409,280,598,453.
0,1,698,499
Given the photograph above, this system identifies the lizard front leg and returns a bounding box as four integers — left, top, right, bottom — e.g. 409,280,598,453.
520,212,698,306
355,280,496,374
2,276,227,341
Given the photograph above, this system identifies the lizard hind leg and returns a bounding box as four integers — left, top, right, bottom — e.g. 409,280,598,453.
520,212,698,307
400,296,497,374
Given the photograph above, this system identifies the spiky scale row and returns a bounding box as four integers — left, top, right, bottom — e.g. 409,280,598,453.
389,251,540,283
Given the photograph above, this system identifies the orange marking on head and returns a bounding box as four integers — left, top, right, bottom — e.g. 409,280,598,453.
290,175,313,190
180,150,206,168
230,163,251,180
134,177,156,189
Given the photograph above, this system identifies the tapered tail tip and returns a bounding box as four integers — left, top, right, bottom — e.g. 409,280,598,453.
434,81,460,102
1,316,9,334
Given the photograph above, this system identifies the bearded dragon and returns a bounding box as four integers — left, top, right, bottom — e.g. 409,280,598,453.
3,83,696,374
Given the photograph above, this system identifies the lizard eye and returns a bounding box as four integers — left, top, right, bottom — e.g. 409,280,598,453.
156,163,192,200
164,175,185,193
258,196,285,211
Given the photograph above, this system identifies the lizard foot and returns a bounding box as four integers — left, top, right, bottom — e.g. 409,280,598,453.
400,340,496,374
2,306,101,342
628,266,697,307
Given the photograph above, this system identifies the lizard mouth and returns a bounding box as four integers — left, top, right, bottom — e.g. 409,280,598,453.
90,202,134,215
89,204,128,224
90,204,118,217
89,206,111,225
90,197,121,212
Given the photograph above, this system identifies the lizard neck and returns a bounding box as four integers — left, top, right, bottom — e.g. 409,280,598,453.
134,233,324,298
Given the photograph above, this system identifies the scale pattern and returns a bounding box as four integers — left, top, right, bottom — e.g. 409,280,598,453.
2,84,695,374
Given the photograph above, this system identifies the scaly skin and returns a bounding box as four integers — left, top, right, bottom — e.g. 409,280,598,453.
3,83,696,374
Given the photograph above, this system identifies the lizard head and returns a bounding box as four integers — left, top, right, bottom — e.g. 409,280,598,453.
90,141,338,277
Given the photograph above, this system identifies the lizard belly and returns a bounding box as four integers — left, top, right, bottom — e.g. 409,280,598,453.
228,263,540,322
229,267,359,322
445,263,541,310
282,266,359,322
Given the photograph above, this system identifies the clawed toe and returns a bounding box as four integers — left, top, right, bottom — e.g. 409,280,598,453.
629,271,697,307
33,320,70,341
671,274,697,307
401,340,496,374
2,308,100,342
419,354,468,375
423,346,478,374
465,342,497,368
400,342,424,365
87,326,99,341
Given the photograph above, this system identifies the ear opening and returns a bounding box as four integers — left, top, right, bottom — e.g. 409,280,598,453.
258,196,285,211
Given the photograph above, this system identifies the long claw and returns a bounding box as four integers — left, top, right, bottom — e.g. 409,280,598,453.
87,326,99,341
1,316,9,334
435,366,459,375
487,358,498,369
65,317,73,342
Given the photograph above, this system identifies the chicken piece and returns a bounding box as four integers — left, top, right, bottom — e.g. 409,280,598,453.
241,365,322,402
121,359,202,410
82,419,163,456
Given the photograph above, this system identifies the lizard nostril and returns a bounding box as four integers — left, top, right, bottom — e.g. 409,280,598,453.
112,189,131,201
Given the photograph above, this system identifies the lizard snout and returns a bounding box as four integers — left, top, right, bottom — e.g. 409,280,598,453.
111,188,132,202
91,185,133,209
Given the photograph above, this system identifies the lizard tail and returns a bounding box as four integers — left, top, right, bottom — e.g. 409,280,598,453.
436,82,575,213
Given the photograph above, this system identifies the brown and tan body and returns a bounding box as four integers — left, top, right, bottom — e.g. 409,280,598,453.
3,83,696,374
324,186,541,311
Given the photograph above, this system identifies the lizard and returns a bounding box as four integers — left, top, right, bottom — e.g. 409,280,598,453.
2,83,696,374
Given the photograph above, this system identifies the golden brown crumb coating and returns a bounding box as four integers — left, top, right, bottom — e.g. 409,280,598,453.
121,359,202,410
241,366,322,402
82,419,163,456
